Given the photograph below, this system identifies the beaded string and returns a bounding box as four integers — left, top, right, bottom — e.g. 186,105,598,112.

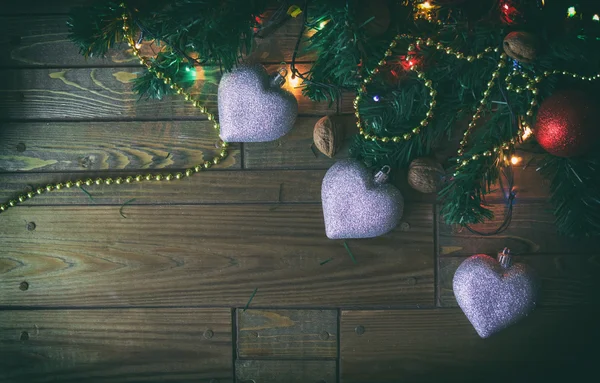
356,31,600,177
0,4,229,215
354,34,502,144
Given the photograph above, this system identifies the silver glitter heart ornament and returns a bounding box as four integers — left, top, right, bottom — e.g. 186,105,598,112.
218,64,298,142
453,248,539,338
322,159,404,239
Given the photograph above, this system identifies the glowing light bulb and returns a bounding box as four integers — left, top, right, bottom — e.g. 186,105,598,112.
421,1,432,9
522,126,533,140
567,6,577,18
135,43,142,49
511,156,522,165
288,74,300,87
373,95,381,102
319,20,328,30
504,4,510,10
593,14,600,21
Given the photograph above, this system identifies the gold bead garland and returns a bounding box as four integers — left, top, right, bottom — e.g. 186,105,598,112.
0,4,229,216
453,65,600,176
354,33,500,144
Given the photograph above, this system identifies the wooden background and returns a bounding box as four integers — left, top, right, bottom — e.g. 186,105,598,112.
1,2,599,382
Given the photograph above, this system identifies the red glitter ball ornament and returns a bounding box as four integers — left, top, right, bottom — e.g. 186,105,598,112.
534,90,599,157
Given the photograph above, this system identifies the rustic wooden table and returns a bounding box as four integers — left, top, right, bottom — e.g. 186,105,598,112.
1,2,599,382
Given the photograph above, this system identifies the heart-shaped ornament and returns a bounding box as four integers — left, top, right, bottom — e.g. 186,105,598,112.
218,64,298,142
453,248,539,338
322,159,404,239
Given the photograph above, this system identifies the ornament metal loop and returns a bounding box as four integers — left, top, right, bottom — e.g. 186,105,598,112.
497,247,513,269
271,62,289,88
374,165,391,185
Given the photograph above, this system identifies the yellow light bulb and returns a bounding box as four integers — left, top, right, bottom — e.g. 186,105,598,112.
511,156,522,165
287,72,300,88
135,43,142,49
522,126,533,141
420,1,432,9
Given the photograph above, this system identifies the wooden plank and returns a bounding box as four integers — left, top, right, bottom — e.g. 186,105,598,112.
244,116,356,170
0,65,331,120
0,308,232,383
0,15,134,67
341,307,600,383
438,254,600,307
0,169,432,206
236,360,336,383
0,170,324,205
238,310,337,358
0,203,434,307
0,14,312,67
439,202,598,256
0,121,240,172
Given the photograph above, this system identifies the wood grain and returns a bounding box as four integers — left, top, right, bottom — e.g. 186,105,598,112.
341,307,600,383
0,169,432,206
0,308,232,383
438,202,599,257
0,203,434,308
0,13,312,68
238,309,337,358
244,116,356,170
0,170,324,205
0,65,331,120
0,121,240,172
438,254,600,307
236,360,336,383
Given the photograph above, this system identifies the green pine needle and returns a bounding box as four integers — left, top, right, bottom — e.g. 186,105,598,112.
119,198,137,219
344,241,357,264
320,258,333,265
79,186,94,201
243,288,258,311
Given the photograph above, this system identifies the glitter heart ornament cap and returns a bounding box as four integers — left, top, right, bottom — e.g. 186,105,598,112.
453,248,539,338
218,64,298,142
321,159,404,239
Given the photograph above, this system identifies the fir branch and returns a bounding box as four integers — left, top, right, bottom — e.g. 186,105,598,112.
538,155,600,237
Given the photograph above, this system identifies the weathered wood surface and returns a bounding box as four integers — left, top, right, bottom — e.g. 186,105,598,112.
438,202,598,257
235,360,336,383
0,121,240,172
0,308,232,383
0,64,332,121
0,13,312,68
0,170,324,205
341,308,600,383
438,254,600,307
0,168,432,206
0,203,434,308
238,309,337,358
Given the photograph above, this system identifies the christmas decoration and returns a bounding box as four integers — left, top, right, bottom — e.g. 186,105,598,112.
503,31,538,63
321,159,403,239
453,248,539,338
534,90,599,157
218,65,298,143
313,115,345,158
407,157,445,194
2,0,599,237
302,0,600,236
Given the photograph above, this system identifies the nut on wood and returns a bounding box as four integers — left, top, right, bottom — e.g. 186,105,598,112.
313,116,345,158
408,157,445,194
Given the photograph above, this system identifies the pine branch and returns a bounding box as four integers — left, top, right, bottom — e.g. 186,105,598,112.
538,155,600,237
